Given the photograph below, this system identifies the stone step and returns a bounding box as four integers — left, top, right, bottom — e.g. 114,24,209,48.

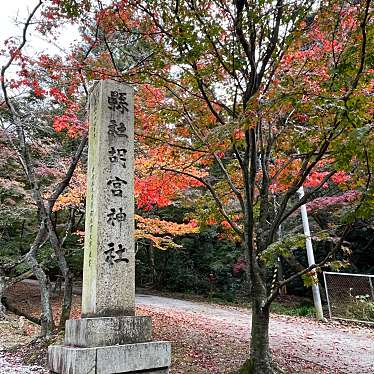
64,316,152,347
48,341,171,374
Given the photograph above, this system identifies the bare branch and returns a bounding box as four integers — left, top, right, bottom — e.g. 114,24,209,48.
1,0,43,107
135,132,210,153
47,132,88,212
278,170,337,225
160,167,243,235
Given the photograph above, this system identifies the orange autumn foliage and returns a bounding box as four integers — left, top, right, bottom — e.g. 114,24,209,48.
135,214,198,250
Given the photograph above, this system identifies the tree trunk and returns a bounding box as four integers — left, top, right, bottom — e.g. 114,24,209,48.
26,253,54,336
52,275,62,295
241,234,274,374
240,300,273,374
249,301,273,373
46,216,73,329
59,271,73,329
277,257,287,296
148,243,157,286
0,270,6,319
156,251,169,288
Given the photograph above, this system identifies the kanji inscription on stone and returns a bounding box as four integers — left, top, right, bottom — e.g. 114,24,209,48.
108,120,128,137
104,242,129,265
82,80,135,317
108,147,127,167
107,176,128,197
107,208,126,226
48,80,171,374
108,91,129,113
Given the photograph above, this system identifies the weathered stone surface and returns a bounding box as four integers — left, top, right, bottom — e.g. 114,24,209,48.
64,316,152,347
48,345,96,374
48,80,171,374
82,80,135,318
126,369,169,373
96,341,171,373
48,342,171,374
131,370,169,374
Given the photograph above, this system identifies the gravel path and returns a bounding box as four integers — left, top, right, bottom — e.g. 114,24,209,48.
137,294,374,374
3,283,374,373
0,352,46,374
0,313,46,374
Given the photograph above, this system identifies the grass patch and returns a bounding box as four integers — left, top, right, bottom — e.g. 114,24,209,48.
271,301,315,317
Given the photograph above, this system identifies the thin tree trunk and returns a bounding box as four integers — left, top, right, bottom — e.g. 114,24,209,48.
25,224,54,336
45,215,73,329
0,270,6,319
59,272,73,329
26,253,53,336
157,252,169,288
48,228,74,330
52,275,62,295
19,219,26,251
277,257,287,296
148,242,157,286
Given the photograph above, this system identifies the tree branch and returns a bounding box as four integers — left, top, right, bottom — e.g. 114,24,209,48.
265,224,352,306
160,167,243,235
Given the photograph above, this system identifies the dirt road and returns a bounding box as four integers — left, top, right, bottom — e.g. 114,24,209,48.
3,282,374,373
136,294,374,374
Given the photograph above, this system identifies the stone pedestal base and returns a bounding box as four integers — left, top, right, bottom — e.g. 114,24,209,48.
64,316,152,347
48,317,171,374
48,341,171,374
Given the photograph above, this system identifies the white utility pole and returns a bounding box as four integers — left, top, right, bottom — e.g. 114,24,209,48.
297,186,324,320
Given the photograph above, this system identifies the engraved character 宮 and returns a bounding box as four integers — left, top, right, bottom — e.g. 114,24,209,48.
107,176,127,197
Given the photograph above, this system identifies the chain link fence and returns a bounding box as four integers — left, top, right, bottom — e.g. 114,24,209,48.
323,272,374,323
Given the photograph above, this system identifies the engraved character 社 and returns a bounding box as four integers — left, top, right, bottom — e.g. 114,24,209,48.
104,242,129,265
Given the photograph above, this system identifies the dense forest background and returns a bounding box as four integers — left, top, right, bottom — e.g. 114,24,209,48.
1,180,373,302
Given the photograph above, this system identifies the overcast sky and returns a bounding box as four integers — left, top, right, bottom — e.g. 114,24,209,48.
0,0,78,61
1,0,41,45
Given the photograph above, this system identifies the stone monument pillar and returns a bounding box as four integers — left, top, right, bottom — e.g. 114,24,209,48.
48,80,171,374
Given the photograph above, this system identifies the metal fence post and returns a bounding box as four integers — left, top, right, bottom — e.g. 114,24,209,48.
369,277,374,301
297,186,324,320
323,272,332,319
